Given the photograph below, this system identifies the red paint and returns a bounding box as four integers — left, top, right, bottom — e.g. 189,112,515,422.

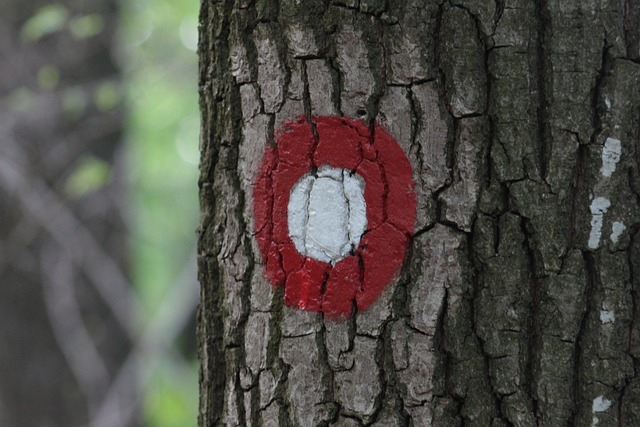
285,259,328,311
253,115,416,317
322,256,360,317
280,242,304,273
314,116,362,170
266,241,285,287
276,117,315,166
271,162,308,243
374,128,416,233
356,222,409,310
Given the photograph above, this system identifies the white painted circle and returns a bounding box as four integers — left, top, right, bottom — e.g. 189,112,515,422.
288,166,367,264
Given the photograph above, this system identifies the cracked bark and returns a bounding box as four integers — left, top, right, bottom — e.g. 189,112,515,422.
198,0,640,425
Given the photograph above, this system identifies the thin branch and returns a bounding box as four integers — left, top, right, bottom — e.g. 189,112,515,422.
40,244,111,417
0,155,138,338
87,250,199,427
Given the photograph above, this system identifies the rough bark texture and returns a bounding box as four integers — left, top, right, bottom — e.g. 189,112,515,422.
198,0,640,425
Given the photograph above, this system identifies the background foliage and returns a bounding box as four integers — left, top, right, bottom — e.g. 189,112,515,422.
121,0,199,425
4,0,199,425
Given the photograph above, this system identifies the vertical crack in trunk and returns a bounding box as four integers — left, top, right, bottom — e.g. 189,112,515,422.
469,260,504,422
535,0,550,181
589,41,613,147
199,0,640,425
563,142,588,269
197,0,237,422
521,218,542,424
301,60,321,147
366,9,388,137
570,251,597,424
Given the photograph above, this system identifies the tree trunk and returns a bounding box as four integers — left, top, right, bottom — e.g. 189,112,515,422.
0,1,135,426
197,0,640,425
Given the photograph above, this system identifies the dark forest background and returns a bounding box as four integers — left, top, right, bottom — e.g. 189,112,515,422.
0,0,199,425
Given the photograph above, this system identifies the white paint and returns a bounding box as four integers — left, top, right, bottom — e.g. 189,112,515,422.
599,309,615,324
604,96,611,110
288,166,367,264
588,197,611,249
342,170,368,248
610,221,626,244
592,395,612,413
600,137,622,177
288,174,315,253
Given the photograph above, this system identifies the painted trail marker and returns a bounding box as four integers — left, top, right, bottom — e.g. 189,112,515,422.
254,116,416,317
288,166,367,264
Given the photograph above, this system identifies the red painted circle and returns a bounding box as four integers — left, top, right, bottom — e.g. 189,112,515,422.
254,116,416,317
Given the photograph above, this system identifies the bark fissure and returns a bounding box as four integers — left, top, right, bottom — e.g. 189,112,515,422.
534,0,550,181
520,217,542,424
300,60,320,145
563,141,589,268
570,251,597,425
469,263,505,424
198,0,640,424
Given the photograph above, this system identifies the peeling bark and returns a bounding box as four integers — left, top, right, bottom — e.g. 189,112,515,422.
198,0,640,425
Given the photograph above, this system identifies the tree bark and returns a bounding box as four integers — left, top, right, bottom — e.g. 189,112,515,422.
198,0,640,425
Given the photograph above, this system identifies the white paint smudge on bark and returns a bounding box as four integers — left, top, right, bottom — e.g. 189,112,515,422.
610,221,625,244
592,395,612,413
600,137,621,177
599,309,615,324
588,197,611,249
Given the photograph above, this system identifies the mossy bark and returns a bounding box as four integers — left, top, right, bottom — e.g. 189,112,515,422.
198,0,640,425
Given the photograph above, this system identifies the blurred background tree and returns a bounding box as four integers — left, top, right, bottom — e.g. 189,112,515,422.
121,0,199,425
0,0,199,425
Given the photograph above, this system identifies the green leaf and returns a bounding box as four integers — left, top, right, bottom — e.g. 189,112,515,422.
7,88,35,112
69,14,105,39
94,81,122,112
37,65,60,90
62,87,88,119
145,366,198,427
65,155,111,198
21,4,69,41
